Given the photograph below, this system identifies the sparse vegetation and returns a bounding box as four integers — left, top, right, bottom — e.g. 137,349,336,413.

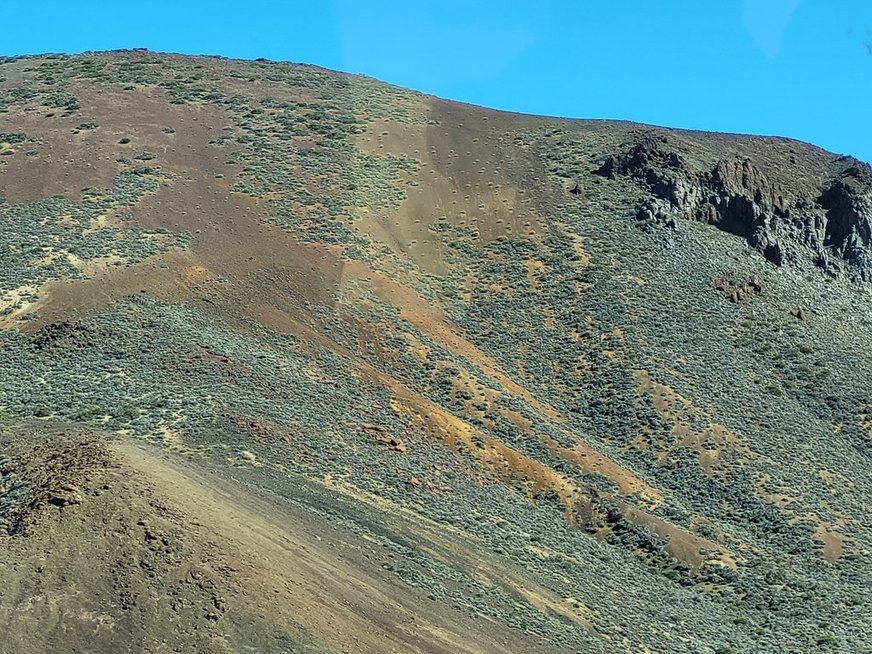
42,91,80,111
0,51,869,654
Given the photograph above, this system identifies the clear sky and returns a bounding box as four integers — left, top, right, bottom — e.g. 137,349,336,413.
4,1,872,163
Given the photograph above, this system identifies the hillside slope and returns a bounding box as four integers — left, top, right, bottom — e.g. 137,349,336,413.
0,51,870,653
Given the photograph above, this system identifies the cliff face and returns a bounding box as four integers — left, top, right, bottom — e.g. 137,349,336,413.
596,134,872,279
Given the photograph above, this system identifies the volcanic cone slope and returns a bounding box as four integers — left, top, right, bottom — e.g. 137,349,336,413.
0,51,870,653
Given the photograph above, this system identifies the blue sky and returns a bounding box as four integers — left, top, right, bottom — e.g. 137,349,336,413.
4,1,872,163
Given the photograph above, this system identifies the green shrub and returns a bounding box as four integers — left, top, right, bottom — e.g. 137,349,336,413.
42,92,79,111
74,406,106,422
0,132,25,144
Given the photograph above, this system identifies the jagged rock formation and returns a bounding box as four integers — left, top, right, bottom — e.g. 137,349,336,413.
818,161,872,275
595,134,872,279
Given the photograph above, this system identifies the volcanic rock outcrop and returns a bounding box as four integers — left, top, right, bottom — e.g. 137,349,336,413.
596,134,872,279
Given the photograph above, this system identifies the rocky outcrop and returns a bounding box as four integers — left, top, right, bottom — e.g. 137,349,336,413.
817,161,872,277
595,135,872,280
31,320,101,351
712,274,765,304
635,198,678,230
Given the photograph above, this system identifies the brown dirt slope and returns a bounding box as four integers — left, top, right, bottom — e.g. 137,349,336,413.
1,423,562,654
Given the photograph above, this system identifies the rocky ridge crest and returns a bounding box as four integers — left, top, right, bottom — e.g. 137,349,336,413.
595,134,872,280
